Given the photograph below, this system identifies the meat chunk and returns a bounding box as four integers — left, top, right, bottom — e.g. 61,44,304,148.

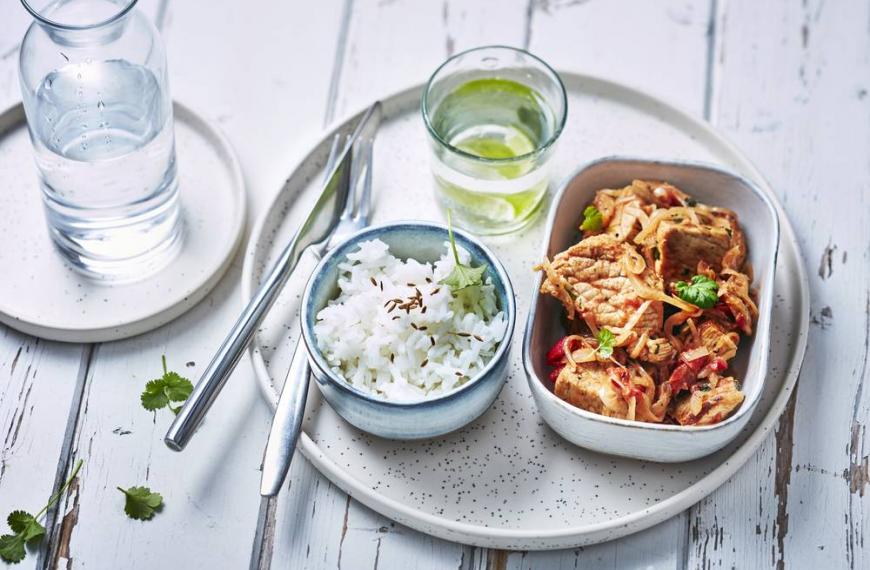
694,320,740,361
590,188,647,242
655,221,731,285
709,208,747,270
540,234,663,334
554,362,626,418
672,376,744,426
555,362,671,422
634,336,677,363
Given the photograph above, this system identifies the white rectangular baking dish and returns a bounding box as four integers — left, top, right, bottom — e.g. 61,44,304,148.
523,157,780,462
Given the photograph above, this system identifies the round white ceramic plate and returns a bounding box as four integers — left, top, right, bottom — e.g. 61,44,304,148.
0,102,245,342
242,73,809,549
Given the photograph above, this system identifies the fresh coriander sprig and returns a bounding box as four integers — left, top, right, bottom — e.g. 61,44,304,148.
0,459,83,564
580,205,603,232
439,210,488,291
140,356,194,415
117,486,163,521
596,328,616,359
674,275,719,309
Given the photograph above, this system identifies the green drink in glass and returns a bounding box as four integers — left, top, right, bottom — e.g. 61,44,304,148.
423,46,567,235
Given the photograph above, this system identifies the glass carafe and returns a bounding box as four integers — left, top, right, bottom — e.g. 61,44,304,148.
18,0,182,281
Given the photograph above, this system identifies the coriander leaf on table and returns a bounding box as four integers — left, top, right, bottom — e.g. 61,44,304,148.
117,486,163,521
0,534,25,565
140,356,194,415
0,459,82,564
580,205,603,232
674,275,719,309
7,512,43,543
596,328,616,359
0,512,44,564
440,210,488,291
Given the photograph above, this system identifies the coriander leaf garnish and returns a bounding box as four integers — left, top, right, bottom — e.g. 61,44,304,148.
440,210,488,291
580,205,603,232
140,356,194,415
117,486,163,521
674,275,719,309
0,459,83,564
596,328,616,359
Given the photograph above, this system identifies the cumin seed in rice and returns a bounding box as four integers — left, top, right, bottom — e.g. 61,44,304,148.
431,288,440,295
392,315,400,320
390,353,395,363
370,277,377,287
425,277,432,283
379,281,384,291
430,336,435,346
410,323,419,330
421,306,427,314
420,359,428,368
456,332,471,337
473,335,483,341
455,371,463,377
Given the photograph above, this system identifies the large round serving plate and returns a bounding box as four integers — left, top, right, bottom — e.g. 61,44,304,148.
242,73,809,549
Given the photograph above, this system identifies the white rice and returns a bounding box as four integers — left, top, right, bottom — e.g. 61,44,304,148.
313,238,507,402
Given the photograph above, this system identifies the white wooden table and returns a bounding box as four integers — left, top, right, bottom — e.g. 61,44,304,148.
0,1,865,568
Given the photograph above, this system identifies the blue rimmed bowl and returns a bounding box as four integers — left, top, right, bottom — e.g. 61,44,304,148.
300,221,516,440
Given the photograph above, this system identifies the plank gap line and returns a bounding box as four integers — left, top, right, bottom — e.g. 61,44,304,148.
154,0,171,33
251,1,356,564
702,0,720,122
38,343,95,570
324,0,354,127
250,495,278,570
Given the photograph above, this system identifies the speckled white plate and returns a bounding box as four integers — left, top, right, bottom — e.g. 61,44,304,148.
0,101,245,342
242,73,809,549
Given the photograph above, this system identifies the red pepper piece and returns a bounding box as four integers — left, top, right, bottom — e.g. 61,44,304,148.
546,337,567,366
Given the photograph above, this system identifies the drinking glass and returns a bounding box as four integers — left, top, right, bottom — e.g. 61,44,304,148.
422,46,567,235
18,0,182,281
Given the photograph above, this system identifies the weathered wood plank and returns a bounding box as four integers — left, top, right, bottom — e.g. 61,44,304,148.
687,0,870,568
0,330,84,570
36,0,344,568
332,0,527,121
266,1,526,567
513,2,711,566
527,0,712,115
0,5,164,569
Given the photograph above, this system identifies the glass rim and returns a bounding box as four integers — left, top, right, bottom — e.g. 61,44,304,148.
421,44,568,164
20,0,139,31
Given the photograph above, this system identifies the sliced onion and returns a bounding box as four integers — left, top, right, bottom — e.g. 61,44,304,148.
613,300,652,346
569,347,598,364
681,346,710,364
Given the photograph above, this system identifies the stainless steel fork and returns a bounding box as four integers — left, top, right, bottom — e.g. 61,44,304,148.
259,109,379,496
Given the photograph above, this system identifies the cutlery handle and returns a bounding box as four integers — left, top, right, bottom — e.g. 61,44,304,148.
164,241,308,451
260,340,311,496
